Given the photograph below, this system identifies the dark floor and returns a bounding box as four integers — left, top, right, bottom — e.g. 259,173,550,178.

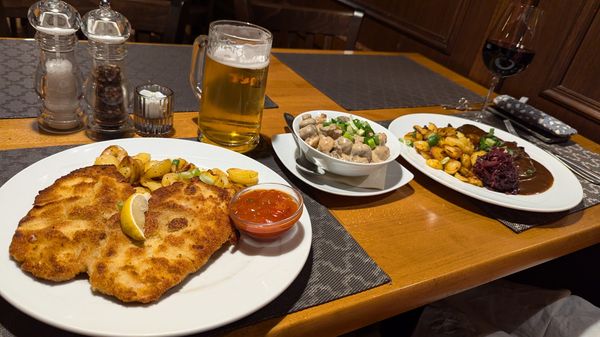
341,243,599,337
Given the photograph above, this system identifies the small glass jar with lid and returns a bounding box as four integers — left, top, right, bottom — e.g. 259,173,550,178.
81,0,134,140
28,0,84,133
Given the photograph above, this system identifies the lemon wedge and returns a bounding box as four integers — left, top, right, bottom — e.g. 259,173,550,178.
120,193,149,241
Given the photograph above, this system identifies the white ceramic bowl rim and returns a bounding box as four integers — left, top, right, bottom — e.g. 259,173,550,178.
292,110,401,167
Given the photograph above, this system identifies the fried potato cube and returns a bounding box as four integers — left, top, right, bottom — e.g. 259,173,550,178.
414,125,429,135
460,138,475,155
419,151,432,160
426,159,443,170
444,145,463,159
444,137,462,148
444,159,461,175
471,151,487,166
454,172,469,182
468,176,484,187
431,146,446,160
413,140,430,153
459,166,472,177
403,131,419,143
460,153,472,169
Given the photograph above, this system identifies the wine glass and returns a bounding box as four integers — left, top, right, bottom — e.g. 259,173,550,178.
478,1,543,119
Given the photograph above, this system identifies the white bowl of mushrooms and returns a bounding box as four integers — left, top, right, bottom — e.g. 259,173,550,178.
292,110,401,176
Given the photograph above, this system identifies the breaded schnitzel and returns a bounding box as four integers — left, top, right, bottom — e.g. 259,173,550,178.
88,179,238,303
9,165,134,281
9,165,238,303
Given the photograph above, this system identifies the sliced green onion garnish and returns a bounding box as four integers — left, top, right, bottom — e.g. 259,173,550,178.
427,133,440,146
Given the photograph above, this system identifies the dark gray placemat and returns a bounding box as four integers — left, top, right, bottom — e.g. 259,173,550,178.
0,141,389,337
264,94,278,109
0,40,277,119
274,53,482,111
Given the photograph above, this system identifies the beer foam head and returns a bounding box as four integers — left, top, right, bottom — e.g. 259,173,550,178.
207,22,272,69
210,45,270,69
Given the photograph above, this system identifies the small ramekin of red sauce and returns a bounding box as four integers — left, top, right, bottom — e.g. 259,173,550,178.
229,183,304,240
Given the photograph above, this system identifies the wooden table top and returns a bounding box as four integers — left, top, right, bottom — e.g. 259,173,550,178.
1,46,599,337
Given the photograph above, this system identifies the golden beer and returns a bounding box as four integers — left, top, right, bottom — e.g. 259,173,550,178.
190,20,272,152
198,52,269,153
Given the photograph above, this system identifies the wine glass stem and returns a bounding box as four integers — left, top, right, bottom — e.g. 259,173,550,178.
482,75,501,111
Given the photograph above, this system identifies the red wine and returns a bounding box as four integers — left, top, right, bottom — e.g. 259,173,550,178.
482,39,535,77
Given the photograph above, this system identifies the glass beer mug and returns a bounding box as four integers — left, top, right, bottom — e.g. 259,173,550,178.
189,20,272,153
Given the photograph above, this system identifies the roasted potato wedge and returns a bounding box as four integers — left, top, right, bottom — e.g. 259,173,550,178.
161,172,181,187
140,176,163,191
133,152,151,166
94,154,120,167
227,168,259,186
144,159,172,179
94,146,259,189
100,145,128,162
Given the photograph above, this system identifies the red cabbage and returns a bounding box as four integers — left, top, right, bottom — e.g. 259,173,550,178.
473,147,519,194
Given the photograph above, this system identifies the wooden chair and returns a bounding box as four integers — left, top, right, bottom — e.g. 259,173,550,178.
178,0,215,43
110,0,184,43
0,0,184,43
234,0,364,50
1,0,34,37
0,1,10,36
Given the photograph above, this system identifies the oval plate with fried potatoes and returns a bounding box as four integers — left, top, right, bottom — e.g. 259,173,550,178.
389,113,582,212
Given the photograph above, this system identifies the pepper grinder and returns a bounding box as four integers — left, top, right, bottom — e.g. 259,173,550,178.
28,0,84,133
81,0,134,140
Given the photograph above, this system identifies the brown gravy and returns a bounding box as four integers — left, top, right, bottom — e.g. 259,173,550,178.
456,124,554,195
517,160,553,195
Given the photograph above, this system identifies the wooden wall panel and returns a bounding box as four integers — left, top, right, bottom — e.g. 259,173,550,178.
562,25,600,104
542,3,600,122
338,0,496,81
340,0,468,53
497,0,600,140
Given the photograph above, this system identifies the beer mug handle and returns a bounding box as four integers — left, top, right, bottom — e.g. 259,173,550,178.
189,35,208,100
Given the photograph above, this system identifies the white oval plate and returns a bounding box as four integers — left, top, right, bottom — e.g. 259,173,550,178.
272,133,413,197
0,138,312,337
389,113,583,212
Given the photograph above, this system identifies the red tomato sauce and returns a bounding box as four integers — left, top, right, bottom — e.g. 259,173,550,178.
230,189,299,224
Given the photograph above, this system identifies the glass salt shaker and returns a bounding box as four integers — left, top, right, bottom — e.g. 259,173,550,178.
81,0,134,140
28,0,84,133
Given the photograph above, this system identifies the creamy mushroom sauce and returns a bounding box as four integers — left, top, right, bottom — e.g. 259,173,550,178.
298,113,390,163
